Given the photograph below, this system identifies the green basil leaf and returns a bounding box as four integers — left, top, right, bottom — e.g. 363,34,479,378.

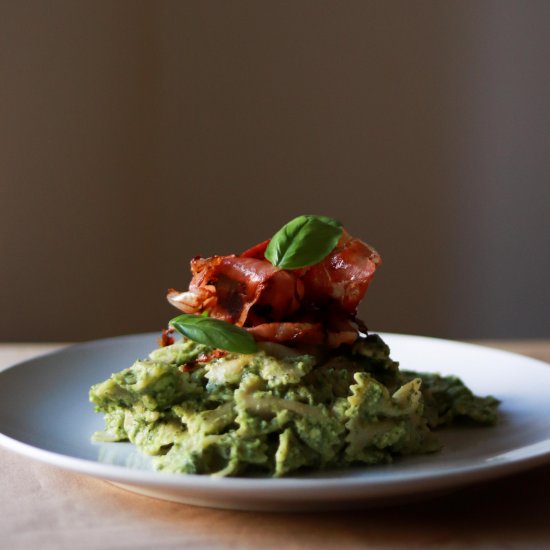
169,314,258,354
265,215,343,269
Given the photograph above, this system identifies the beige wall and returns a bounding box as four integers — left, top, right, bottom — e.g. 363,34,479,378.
1,1,549,342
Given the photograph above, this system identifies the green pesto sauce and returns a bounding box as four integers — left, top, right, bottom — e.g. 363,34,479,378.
89,334,499,477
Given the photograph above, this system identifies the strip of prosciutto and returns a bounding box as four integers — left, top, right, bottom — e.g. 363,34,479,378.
239,231,381,315
167,255,302,326
299,230,381,314
247,315,359,347
247,322,325,345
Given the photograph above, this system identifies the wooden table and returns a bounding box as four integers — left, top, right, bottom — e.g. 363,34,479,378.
1,341,549,549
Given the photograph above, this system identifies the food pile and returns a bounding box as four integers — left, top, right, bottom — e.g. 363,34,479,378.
90,216,498,476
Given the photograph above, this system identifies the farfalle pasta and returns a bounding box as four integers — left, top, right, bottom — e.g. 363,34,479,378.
90,335,498,476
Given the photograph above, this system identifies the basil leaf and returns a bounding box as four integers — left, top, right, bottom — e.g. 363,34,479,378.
169,314,258,354
265,215,343,269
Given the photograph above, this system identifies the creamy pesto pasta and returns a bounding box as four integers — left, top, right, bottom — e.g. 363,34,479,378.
90,334,499,477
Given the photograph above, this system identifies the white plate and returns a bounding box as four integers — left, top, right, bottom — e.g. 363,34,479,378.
1,332,549,512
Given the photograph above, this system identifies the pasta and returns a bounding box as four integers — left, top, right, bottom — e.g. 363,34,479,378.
90,334,499,476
